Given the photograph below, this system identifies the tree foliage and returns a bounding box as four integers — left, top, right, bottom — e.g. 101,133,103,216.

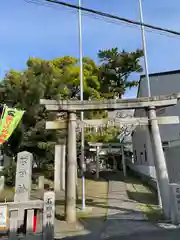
0,56,102,165
85,126,121,144
3,161,16,186
98,48,143,99
0,47,143,167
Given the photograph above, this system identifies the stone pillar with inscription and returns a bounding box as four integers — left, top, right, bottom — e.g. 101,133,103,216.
14,151,33,231
169,183,180,224
43,191,55,240
14,151,33,202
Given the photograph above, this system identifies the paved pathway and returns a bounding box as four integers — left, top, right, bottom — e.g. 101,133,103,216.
100,172,159,238
60,172,180,240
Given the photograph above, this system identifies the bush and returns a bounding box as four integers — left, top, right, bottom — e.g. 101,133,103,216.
3,162,16,186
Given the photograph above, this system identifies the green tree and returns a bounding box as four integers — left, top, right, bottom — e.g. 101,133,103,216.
85,126,121,144
0,63,61,167
98,47,143,99
0,47,143,167
0,56,101,168
83,47,143,143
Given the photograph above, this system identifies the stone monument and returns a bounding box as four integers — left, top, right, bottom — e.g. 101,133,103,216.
14,151,33,202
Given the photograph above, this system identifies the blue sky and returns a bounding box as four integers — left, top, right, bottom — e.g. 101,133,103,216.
1,0,180,98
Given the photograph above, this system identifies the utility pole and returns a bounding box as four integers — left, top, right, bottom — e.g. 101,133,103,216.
138,0,169,215
138,0,151,97
78,0,86,210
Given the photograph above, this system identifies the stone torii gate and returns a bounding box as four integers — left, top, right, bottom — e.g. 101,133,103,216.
40,93,180,223
47,116,178,190
88,142,130,178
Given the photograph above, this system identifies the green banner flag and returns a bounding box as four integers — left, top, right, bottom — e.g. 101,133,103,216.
0,106,24,145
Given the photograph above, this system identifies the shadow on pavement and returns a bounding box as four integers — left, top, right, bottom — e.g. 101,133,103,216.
56,170,179,239
110,228,180,240
56,169,180,240
83,171,124,182
56,213,180,240
56,198,142,212
125,172,158,205
126,190,157,205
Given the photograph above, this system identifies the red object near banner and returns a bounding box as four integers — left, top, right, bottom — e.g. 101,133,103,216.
33,210,37,233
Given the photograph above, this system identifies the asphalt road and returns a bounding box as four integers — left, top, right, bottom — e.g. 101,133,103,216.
106,228,180,240
58,227,180,240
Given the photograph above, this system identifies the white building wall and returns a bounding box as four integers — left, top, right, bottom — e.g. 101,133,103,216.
143,73,180,142
132,71,180,179
133,105,154,167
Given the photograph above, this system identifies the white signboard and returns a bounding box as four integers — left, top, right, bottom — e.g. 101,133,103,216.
0,205,8,229
43,191,55,240
169,183,180,224
89,148,96,152
175,186,180,211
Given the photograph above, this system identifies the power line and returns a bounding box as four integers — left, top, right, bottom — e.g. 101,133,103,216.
24,0,180,40
42,0,180,37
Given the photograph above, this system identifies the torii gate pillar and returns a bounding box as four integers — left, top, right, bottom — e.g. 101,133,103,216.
65,112,77,223
148,106,170,218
